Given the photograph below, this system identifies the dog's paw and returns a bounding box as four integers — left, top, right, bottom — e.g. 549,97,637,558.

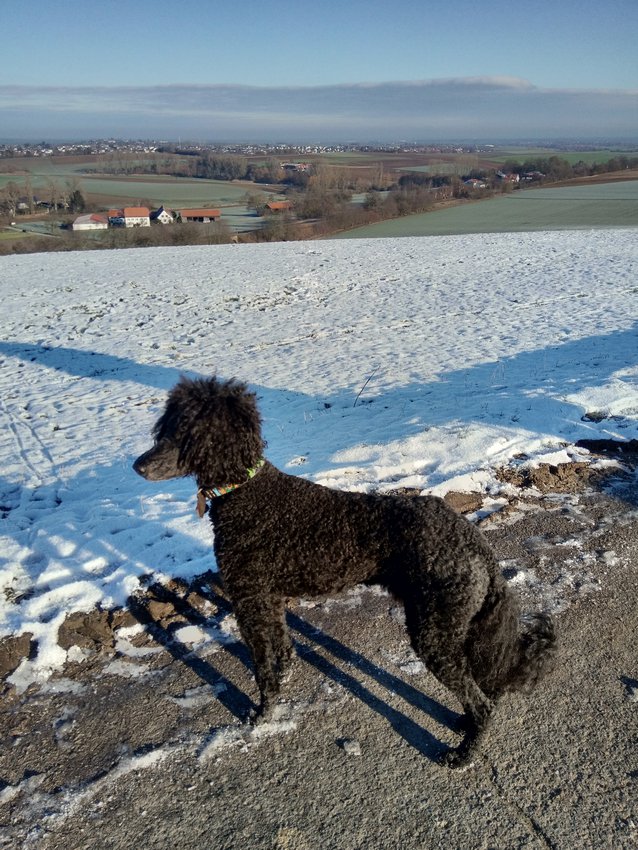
437,744,475,770
249,699,276,726
248,707,266,726
450,713,472,735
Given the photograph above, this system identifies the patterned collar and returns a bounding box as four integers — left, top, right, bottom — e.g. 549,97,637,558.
196,458,265,517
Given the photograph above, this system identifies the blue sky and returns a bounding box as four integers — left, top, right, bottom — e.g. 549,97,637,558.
1,0,637,141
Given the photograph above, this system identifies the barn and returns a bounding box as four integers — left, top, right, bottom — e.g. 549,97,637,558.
72,213,109,231
176,208,221,223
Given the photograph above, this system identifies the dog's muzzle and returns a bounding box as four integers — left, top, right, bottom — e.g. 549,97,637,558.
132,453,151,478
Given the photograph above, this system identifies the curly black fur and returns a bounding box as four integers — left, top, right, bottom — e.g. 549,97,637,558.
134,375,556,767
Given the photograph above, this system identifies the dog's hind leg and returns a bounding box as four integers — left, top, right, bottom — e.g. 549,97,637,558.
403,598,494,768
233,595,292,722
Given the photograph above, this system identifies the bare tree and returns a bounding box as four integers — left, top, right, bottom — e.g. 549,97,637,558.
24,177,35,214
3,181,21,217
45,178,62,211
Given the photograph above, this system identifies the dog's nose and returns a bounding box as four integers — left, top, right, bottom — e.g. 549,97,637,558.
133,456,146,476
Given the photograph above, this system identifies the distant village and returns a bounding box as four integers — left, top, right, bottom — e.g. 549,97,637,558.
0,139,503,159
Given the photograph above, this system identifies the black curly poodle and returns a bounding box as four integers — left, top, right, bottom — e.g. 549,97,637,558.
133,375,555,767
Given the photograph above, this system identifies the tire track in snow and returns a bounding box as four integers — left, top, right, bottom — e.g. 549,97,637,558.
0,396,57,488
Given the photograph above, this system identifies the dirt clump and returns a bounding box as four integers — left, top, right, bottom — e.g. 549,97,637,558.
57,610,117,652
497,461,606,493
443,491,485,514
0,633,35,677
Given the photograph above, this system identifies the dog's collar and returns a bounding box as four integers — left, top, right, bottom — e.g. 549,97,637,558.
196,459,266,517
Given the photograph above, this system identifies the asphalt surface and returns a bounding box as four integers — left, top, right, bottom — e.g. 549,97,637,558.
1,466,637,850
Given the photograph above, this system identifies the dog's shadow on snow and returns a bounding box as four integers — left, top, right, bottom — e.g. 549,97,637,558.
126,575,457,761
2,328,637,758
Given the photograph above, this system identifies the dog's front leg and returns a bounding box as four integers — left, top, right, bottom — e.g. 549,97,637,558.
233,595,289,723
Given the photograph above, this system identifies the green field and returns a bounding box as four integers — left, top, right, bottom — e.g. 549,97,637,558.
320,151,383,163
393,163,459,175
84,177,252,207
319,147,638,171
0,156,270,210
0,172,254,207
336,180,638,239
479,147,636,166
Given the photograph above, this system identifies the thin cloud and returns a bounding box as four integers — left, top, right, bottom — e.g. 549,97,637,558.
1,78,636,141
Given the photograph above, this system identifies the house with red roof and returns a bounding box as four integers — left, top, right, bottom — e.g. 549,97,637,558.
108,207,151,228
176,208,221,223
71,213,109,231
265,200,292,213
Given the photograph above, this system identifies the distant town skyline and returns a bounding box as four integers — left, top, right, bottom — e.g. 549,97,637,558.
2,0,637,142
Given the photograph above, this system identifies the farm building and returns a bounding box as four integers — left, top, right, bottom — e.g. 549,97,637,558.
176,208,221,223
150,206,175,225
280,162,310,172
108,207,151,228
496,171,520,183
463,178,488,189
266,200,292,212
72,213,108,231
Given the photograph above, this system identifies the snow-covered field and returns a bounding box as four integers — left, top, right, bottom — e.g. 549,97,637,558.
1,229,637,682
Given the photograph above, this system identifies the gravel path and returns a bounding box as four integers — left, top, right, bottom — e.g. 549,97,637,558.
1,467,637,850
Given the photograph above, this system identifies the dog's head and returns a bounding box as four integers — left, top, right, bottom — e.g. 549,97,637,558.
133,375,265,486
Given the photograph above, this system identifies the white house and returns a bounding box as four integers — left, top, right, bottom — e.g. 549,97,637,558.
150,206,175,225
108,207,151,228
463,178,488,189
72,213,109,231
496,171,520,183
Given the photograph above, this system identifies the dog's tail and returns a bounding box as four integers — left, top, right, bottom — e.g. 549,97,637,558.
468,576,556,698
507,610,556,693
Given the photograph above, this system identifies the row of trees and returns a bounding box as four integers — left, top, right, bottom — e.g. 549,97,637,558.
505,154,638,181
244,182,443,243
87,150,270,183
85,148,638,188
458,154,638,187
0,179,87,217
81,151,380,191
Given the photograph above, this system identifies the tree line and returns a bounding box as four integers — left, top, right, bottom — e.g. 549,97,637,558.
83,149,312,187
84,148,638,186
0,178,87,217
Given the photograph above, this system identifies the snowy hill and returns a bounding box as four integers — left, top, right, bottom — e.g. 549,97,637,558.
1,229,637,681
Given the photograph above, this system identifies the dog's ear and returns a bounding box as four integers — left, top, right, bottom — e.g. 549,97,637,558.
217,389,265,477
225,388,260,432
169,377,265,484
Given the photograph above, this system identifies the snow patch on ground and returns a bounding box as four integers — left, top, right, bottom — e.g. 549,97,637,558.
198,713,299,761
